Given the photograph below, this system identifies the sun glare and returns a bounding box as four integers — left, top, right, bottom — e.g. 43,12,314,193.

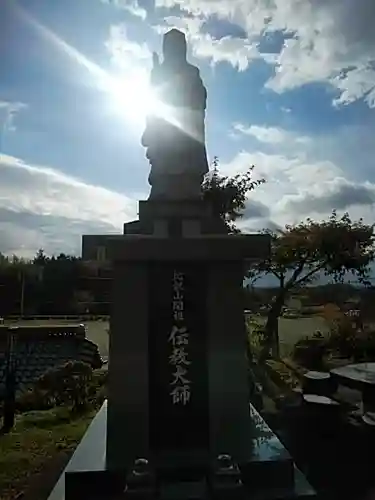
107,69,169,126
14,6,172,130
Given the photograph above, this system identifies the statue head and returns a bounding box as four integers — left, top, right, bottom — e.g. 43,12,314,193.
162,29,187,67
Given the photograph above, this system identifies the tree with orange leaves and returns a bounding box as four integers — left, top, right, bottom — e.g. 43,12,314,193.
248,211,374,360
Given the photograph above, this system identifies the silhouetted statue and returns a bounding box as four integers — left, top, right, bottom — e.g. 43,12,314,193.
141,29,209,200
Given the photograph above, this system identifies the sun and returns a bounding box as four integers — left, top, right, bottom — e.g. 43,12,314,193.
106,68,168,127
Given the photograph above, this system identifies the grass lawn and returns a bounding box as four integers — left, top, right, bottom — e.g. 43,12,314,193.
249,315,330,356
0,407,95,500
0,319,107,498
278,316,330,355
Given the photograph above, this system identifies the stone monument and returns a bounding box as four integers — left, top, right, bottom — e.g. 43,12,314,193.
54,29,316,500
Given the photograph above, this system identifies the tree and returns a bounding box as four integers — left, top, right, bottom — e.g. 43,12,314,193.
33,248,48,266
202,157,265,233
7,256,37,317
249,211,375,360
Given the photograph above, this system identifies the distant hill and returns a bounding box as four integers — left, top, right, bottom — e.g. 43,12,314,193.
244,262,375,289
245,283,375,320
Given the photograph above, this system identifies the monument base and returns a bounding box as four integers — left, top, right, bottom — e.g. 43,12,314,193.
124,199,229,237
47,402,316,500
106,233,269,469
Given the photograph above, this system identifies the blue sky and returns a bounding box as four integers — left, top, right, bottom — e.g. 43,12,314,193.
1,0,375,257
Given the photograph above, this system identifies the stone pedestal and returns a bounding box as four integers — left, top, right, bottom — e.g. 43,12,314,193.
123,200,229,236
107,199,270,471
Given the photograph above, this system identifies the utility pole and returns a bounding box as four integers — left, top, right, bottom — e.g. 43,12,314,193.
2,327,18,433
20,270,25,318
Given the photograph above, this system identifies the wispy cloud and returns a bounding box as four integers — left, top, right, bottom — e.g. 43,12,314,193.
154,0,375,108
221,122,375,230
233,123,310,145
105,23,151,72
0,154,137,257
101,0,147,19
155,15,261,71
0,101,27,137
282,179,375,216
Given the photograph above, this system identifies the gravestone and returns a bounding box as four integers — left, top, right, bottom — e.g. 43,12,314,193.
59,29,316,500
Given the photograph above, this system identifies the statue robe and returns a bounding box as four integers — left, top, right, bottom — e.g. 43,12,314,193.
142,60,209,198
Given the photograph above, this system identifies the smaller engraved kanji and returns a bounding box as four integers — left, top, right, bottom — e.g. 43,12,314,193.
173,280,184,291
173,270,184,283
173,289,183,300
173,310,184,322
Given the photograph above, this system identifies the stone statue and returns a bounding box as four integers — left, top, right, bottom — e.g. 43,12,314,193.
141,29,209,200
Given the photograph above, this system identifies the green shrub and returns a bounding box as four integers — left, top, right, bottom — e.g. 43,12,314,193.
292,334,326,369
92,369,108,388
17,365,107,414
327,323,375,361
247,318,266,361
93,384,107,407
358,330,375,359
35,361,94,412
16,388,52,413
266,359,299,389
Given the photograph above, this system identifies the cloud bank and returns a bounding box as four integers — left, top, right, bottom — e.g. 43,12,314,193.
0,154,137,257
224,123,375,232
153,0,375,108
